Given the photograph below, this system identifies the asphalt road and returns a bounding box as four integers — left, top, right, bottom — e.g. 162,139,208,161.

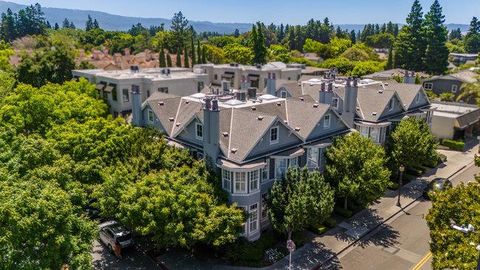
321,162,480,270
92,240,160,270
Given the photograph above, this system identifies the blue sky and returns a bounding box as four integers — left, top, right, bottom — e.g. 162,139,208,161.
8,0,480,24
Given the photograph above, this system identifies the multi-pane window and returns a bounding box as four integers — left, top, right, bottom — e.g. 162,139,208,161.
222,169,232,192
307,148,319,169
148,109,154,123
122,89,129,102
270,126,279,144
249,170,259,192
261,160,269,183
281,91,287,98
424,83,433,90
196,123,203,140
275,157,298,179
452,85,458,93
249,204,259,233
234,172,247,193
332,98,339,109
323,114,331,128
370,127,380,143
112,86,118,101
261,194,268,221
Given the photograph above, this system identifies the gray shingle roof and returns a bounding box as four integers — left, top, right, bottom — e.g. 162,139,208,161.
424,70,478,84
356,85,397,122
384,82,428,110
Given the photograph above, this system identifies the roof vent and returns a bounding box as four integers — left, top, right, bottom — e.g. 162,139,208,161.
168,117,174,121
231,148,238,153
299,97,304,101
295,127,301,131
276,102,282,106
222,132,229,137
251,106,256,111
385,83,389,86
185,100,190,104
257,115,264,120
176,123,181,127
159,101,164,106
372,112,377,116
313,103,319,108
378,90,384,94
284,120,288,124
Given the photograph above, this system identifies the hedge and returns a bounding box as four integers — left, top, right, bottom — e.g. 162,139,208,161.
441,139,465,151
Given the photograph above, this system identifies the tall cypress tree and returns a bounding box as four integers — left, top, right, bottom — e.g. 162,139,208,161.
159,46,166,67
423,0,448,74
197,40,202,64
166,53,172,67
386,46,394,70
86,15,93,31
201,46,206,64
191,35,196,66
183,46,189,68
252,22,267,64
394,0,425,71
176,47,182,67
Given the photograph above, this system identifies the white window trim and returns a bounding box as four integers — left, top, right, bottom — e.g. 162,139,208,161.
332,97,339,109
451,85,458,93
222,169,232,192
233,172,247,194
424,83,433,90
195,123,203,140
249,170,260,192
249,203,259,234
147,109,154,123
270,126,279,144
323,114,331,128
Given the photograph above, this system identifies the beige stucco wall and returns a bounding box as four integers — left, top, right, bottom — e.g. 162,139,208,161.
431,115,455,139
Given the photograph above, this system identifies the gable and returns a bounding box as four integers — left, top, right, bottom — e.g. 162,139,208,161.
306,109,349,141
408,89,430,110
246,120,303,161
379,93,404,120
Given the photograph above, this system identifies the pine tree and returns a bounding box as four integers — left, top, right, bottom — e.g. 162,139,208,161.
159,46,166,67
197,40,202,64
69,22,75,29
54,22,59,30
0,9,17,42
166,53,172,67
190,35,196,66
234,28,240,38
183,46,190,68
386,46,394,69
467,17,479,36
394,0,425,71
252,22,267,64
423,0,448,74
85,15,93,31
349,30,356,43
62,18,70,29
176,47,182,67
93,19,99,29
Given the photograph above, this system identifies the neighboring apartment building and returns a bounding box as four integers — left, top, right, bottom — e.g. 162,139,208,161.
422,70,478,98
195,62,301,91
72,67,209,116
274,73,432,145
130,77,355,241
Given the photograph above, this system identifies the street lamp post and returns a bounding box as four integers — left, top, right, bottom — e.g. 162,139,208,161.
397,165,405,207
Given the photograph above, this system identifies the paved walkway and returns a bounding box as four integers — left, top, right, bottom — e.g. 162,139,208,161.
159,145,478,270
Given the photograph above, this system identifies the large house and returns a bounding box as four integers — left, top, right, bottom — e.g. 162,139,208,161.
72,67,209,117
422,70,478,98
131,76,356,241
273,73,433,145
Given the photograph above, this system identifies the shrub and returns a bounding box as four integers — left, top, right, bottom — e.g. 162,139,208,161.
334,206,353,218
324,217,337,228
441,139,465,151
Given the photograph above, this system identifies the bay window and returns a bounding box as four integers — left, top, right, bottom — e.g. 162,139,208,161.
275,157,298,179
249,204,259,233
307,147,319,169
234,172,247,193
249,170,259,192
222,169,232,192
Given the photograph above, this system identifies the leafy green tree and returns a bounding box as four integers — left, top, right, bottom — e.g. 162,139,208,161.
350,61,384,77
349,30,356,44
465,34,480,54
201,45,207,63
449,28,463,41
85,15,94,31
0,8,17,42
365,33,395,48
423,0,449,74
426,178,480,270
0,179,97,269
326,132,391,210
16,42,76,87
389,117,437,172
456,82,480,105
394,0,425,71
197,39,202,63
118,163,244,248
202,44,225,64
267,167,334,240
440,92,455,102
223,43,253,64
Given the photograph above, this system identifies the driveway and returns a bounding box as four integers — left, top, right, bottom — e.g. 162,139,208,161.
92,240,161,270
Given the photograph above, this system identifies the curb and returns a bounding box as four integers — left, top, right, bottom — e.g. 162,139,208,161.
311,160,475,270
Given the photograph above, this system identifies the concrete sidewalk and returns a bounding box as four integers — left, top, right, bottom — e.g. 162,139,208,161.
160,145,478,270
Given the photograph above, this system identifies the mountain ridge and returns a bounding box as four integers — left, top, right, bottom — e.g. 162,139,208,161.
0,1,469,34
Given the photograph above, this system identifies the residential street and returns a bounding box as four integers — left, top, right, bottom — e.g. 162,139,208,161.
321,160,480,270
92,240,161,270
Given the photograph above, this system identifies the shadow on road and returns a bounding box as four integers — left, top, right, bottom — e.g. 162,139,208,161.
92,241,160,270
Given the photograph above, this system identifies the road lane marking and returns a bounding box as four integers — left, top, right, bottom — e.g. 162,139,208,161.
412,252,432,270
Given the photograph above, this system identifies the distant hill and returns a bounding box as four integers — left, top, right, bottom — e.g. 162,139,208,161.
0,1,470,34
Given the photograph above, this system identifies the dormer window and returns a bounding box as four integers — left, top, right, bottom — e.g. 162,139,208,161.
196,123,203,140
270,126,279,144
147,109,154,123
281,91,287,98
388,99,394,111
332,98,339,109
323,114,331,128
